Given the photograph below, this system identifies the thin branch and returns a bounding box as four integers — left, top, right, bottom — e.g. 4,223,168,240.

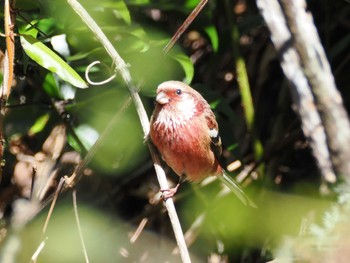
72,189,90,263
162,0,208,55
66,1,191,262
42,177,65,235
30,238,47,263
129,217,148,244
30,176,64,263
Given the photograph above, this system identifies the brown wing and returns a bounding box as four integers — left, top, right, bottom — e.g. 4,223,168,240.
205,110,222,159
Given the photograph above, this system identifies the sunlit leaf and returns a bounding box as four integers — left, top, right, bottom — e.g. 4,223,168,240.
210,99,221,109
127,0,150,5
172,54,194,84
74,124,99,150
43,73,62,99
20,35,88,89
185,0,200,9
67,47,102,62
18,20,39,38
67,132,85,154
112,1,131,25
28,114,50,135
205,25,219,52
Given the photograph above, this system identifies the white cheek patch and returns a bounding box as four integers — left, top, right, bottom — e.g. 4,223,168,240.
154,94,197,130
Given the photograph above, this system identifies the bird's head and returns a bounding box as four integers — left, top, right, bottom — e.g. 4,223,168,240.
155,81,201,117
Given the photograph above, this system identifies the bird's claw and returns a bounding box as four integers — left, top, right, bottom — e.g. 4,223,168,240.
160,184,180,201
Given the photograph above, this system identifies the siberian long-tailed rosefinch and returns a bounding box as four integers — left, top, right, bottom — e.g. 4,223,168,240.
150,81,254,206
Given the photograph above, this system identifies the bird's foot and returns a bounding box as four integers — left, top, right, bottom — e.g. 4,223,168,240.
160,183,180,200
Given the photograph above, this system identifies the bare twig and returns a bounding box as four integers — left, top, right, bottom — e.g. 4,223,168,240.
130,217,148,244
256,0,336,183
66,1,191,262
162,0,208,55
42,177,65,235
72,189,90,263
30,177,65,263
30,238,47,263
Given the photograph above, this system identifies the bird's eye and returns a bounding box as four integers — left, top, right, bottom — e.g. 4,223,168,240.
175,89,182,95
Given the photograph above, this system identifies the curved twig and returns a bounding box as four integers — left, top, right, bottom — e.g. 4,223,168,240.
85,60,117,86
72,189,90,263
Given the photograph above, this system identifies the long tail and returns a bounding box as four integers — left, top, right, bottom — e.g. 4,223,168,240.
218,170,257,208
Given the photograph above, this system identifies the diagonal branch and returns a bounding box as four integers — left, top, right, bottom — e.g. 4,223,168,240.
162,0,208,55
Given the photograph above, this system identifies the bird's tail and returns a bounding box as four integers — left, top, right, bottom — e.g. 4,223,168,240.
218,170,257,208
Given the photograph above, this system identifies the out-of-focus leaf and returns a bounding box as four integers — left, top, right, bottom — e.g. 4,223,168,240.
227,143,239,151
185,0,200,9
28,114,50,135
43,73,62,99
67,48,102,62
67,132,85,154
51,34,70,57
111,1,131,25
172,54,194,84
210,99,221,109
74,125,99,150
205,25,219,52
37,18,58,36
18,22,39,38
16,0,41,10
127,0,150,5
20,35,88,89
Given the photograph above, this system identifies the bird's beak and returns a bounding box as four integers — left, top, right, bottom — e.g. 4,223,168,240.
156,91,169,104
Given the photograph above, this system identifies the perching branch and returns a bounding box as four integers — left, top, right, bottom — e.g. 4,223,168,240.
66,0,191,262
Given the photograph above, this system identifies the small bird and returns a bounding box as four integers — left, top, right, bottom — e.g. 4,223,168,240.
150,81,255,206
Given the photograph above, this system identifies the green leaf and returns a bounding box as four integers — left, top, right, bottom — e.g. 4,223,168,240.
185,0,200,9
43,73,63,99
28,113,50,135
127,0,150,5
20,35,88,89
18,22,39,38
172,54,194,84
205,26,219,52
112,1,131,25
210,99,221,109
67,132,85,154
